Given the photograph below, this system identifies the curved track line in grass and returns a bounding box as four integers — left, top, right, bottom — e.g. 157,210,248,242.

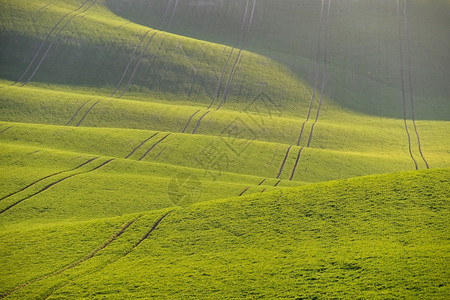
208,47,236,109
121,212,171,258
192,111,210,134
42,212,171,299
402,0,429,169
289,147,304,181
118,0,180,98
258,178,266,186
208,0,250,110
305,0,330,148
397,0,418,170
166,0,180,29
138,134,171,161
125,133,159,159
154,147,167,159
181,110,201,133
12,0,91,85
21,0,99,86
0,157,99,202
109,0,174,97
38,0,59,11
274,179,281,187
0,126,13,134
69,0,174,124
238,187,250,196
296,0,326,146
118,31,159,98
0,159,114,215
276,0,330,182
65,100,90,126
216,0,256,111
110,29,154,97
276,145,293,179
75,100,101,127
0,217,138,299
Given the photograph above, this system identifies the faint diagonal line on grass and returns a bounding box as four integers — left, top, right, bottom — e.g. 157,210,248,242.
0,217,139,299
276,145,293,179
13,0,92,85
75,100,101,127
138,133,171,161
0,157,99,202
66,100,90,126
0,159,114,215
125,133,159,159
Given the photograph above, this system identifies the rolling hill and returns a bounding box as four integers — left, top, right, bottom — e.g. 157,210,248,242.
0,0,449,298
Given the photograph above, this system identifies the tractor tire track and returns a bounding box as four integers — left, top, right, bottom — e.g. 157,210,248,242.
0,126,13,135
258,178,266,186
118,31,159,98
65,100,90,126
138,134,171,161
181,110,200,133
38,0,59,11
305,0,331,148
69,0,174,123
208,0,250,110
42,211,172,299
208,47,237,109
397,0,418,170
166,0,180,29
274,179,281,187
110,29,154,97
1,217,138,299
216,0,256,111
118,0,179,98
289,147,304,181
21,0,99,86
402,0,429,169
0,159,114,215
239,187,250,196
0,157,99,202
125,133,159,159
75,100,100,127
296,0,326,146
192,111,210,134
13,0,91,85
154,147,167,159
276,145,293,179
121,212,171,258
183,0,251,132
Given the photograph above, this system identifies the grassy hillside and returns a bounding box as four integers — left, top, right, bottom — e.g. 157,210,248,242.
107,0,450,120
0,169,448,298
0,0,449,298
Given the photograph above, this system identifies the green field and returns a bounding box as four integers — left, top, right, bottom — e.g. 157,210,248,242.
0,0,449,298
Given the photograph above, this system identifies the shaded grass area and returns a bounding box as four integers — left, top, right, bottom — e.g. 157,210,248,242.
0,0,315,117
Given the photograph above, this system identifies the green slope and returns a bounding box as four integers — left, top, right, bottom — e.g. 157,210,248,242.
0,169,448,298
106,0,450,120
0,0,449,298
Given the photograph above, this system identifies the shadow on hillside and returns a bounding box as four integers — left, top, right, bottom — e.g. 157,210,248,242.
104,0,450,121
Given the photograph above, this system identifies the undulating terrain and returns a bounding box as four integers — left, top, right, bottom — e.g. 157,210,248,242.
0,0,449,298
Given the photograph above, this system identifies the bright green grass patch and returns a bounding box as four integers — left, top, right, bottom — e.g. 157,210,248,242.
0,143,301,226
1,84,449,170
54,168,450,298
1,168,447,298
3,121,443,184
